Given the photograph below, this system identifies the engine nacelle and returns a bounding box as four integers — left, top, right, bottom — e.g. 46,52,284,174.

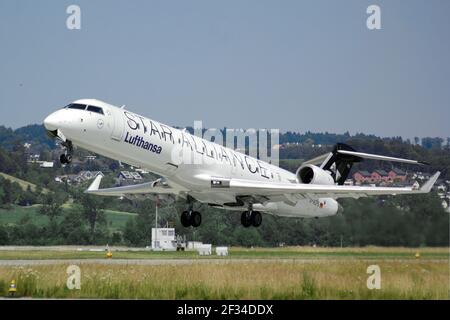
296,164,335,185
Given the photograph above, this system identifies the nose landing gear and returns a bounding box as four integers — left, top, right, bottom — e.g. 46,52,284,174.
59,140,73,165
59,153,72,164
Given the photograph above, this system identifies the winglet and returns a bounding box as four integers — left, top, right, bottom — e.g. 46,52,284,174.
419,171,440,193
86,174,103,192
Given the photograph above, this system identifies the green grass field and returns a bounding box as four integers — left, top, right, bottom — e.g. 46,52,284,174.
0,205,136,230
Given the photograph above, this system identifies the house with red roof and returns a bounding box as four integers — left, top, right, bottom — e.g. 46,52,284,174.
371,170,390,183
353,170,372,184
388,168,407,182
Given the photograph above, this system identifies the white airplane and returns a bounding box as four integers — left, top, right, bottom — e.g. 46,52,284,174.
43,99,440,228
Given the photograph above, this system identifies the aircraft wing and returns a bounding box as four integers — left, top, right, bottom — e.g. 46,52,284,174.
85,174,179,197
210,172,440,200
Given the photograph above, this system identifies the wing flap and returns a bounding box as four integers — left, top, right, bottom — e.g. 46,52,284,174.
225,172,440,200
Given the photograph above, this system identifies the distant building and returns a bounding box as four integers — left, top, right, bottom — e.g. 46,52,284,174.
371,170,390,183
118,171,143,184
39,161,54,168
353,170,372,184
412,172,431,181
344,179,354,186
354,168,410,185
412,181,420,190
78,171,103,181
135,168,149,174
28,154,40,162
55,171,103,185
151,228,176,251
388,168,407,182
56,174,83,184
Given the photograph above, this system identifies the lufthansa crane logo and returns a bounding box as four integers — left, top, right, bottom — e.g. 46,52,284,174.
97,119,104,129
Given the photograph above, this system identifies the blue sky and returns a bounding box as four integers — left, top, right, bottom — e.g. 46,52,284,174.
0,0,449,139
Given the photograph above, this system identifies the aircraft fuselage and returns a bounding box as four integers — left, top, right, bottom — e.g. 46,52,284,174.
44,99,339,218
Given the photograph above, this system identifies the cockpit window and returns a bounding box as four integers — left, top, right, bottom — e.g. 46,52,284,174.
87,105,104,115
66,103,87,110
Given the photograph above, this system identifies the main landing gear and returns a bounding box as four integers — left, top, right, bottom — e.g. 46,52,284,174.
180,210,202,228
241,210,262,228
179,196,202,228
59,140,73,165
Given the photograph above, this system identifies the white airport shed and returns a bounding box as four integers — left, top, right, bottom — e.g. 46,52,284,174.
197,244,212,256
39,161,54,168
187,241,203,250
215,246,229,256
151,228,176,251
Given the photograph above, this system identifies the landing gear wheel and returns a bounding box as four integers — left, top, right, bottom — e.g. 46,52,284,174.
190,211,202,228
59,153,72,164
250,211,262,227
180,211,191,227
60,154,69,164
59,140,73,164
241,211,252,228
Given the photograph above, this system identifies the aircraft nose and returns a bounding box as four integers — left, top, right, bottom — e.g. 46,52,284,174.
43,112,61,131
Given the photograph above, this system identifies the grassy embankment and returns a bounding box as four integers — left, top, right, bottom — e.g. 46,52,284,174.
0,247,448,299
0,172,49,194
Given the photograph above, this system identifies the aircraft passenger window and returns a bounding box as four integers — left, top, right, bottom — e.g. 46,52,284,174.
67,103,87,110
87,105,104,115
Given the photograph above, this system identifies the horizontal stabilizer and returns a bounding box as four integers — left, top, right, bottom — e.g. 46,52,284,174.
85,176,174,197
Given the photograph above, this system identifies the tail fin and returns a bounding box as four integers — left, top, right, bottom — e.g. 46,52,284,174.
321,143,362,185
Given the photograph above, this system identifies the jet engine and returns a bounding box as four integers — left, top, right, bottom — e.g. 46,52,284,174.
296,164,335,185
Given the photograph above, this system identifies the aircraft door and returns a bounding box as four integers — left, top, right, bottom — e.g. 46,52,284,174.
109,107,124,141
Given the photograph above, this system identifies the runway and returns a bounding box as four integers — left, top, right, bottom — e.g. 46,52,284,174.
0,258,445,266
0,258,320,266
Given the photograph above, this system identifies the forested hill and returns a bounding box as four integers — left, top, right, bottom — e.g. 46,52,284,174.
0,124,54,151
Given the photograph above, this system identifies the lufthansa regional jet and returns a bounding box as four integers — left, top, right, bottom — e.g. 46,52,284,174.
43,99,440,228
